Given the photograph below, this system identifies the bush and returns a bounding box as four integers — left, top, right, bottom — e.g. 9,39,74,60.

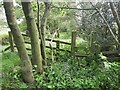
34,54,120,89
2,52,28,89
2,52,120,89
0,34,9,45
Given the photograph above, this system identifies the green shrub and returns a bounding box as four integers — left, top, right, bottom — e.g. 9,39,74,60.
0,34,9,45
2,52,28,89
1,52,120,89
34,54,120,89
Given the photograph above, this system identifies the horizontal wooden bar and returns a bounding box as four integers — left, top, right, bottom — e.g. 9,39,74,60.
46,38,71,45
75,53,88,57
46,46,71,53
22,33,30,37
102,50,118,55
25,41,31,44
22,33,71,45
107,57,120,61
4,46,11,51
28,54,32,56
51,6,96,10
26,48,31,51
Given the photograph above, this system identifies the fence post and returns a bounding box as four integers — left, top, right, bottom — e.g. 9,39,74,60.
71,31,76,57
56,40,60,51
56,40,60,60
8,31,14,52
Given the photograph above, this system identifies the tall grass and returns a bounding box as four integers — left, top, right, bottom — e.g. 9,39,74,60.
1,52,28,89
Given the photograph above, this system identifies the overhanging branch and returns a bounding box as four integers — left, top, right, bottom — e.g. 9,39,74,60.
90,2,120,45
51,5,96,10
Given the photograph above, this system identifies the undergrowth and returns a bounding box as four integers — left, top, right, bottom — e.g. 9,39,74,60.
1,51,120,89
2,52,28,89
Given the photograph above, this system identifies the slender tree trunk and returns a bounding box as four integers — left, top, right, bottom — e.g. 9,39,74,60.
90,2,119,45
3,1,34,83
21,1,43,73
118,2,120,43
40,2,51,64
37,1,47,65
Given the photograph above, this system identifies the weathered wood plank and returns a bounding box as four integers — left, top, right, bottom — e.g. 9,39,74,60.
108,57,120,61
71,31,76,56
102,50,118,55
22,33,71,45
75,53,88,57
25,41,31,44
46,46,71,53
26,48,31,51
46,38,71,45
22,33,30,37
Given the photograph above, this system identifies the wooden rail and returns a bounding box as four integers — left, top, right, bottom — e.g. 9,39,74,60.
22,33,30,37
75,53,88,57
22,32,76,56
24,41,31,44
46,38,71,45
102,50,119,55
22,33,71,45
7,32,120,61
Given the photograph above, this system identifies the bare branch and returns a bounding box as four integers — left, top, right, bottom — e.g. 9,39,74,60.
90,2,120,45
110,2,120,47
51,5,96,10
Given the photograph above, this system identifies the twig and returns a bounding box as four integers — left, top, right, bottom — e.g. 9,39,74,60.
49,31,57,63
51,5,96,10
90,2,120,45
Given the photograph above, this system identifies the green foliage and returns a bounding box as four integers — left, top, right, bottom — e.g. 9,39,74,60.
59,32,71,39
2,52,28,89
34,54,120,89
1,51,120,89
18,20,27,31
0,34,9,45
76,39,89,54
46,3,77,37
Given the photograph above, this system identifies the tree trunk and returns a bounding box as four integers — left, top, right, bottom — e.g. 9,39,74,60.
21,1,43,73
110,2,120,28
40,2,51,64
3,1,34,83
118,2,120,43
90,2,119,45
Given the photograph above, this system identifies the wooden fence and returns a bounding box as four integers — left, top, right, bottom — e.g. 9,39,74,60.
8,31,82,57
8,31,120,61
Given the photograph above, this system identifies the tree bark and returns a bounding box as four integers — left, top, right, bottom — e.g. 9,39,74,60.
21,1,43,73
118,2,120,43
3,1,34,83
40,2,51,64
